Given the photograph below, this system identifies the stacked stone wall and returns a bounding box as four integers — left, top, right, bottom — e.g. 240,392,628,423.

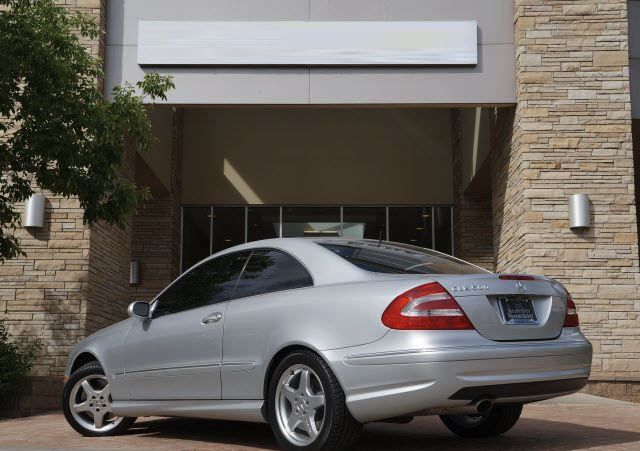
493,1,640,384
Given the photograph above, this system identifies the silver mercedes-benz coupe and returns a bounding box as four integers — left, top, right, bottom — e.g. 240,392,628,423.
62,238,592,450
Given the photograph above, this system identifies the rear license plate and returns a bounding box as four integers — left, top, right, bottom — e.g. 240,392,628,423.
499,297,538,325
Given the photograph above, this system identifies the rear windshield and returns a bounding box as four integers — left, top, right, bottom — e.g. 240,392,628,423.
317,240,489,275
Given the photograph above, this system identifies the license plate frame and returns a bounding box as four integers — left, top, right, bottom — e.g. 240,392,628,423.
498,297,538,325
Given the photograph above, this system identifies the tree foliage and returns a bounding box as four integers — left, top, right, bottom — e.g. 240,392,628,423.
0,0,174,261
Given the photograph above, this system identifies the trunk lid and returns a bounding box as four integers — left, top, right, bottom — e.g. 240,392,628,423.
435,274,568,341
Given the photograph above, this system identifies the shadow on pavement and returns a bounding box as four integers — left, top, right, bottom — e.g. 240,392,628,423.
128,417,279,450
359,416,640,450
128,414,640,451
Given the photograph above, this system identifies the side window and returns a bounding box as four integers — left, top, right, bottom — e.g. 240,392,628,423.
154,251,249,318
233,249,313,299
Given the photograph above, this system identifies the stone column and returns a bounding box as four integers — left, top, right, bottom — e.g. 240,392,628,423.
451,110,495,271
130,109,184,303
493,0,640,399
0,0,108,414
634,120,640,231
85,140,136,336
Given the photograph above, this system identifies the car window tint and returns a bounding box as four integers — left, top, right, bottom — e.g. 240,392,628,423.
317,240,489,275
154,251,249,318
233,249,313,299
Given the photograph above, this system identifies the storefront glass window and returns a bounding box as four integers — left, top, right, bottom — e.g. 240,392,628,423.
248,207,280,242
182,205,454,272
282,207,341,238
181,207,211,271
434,206,453,255
388,207,433,249
212,206,245,254
342,207,387,240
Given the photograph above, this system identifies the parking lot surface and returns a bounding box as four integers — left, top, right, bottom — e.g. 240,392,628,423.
1,394,639,450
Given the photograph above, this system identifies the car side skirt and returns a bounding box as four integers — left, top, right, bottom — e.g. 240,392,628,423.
111,399,266,423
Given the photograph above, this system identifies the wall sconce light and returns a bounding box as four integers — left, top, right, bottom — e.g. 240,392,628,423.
569,194,591,230
130,261,141,286
23,194,46,228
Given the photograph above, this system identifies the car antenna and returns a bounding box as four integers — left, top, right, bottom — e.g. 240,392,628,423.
378,231,383,247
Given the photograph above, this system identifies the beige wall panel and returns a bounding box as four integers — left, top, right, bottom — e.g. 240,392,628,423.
182,108,453,205
143,107,174,191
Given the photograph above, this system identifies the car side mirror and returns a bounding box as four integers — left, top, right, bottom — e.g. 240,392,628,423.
128,301,150,319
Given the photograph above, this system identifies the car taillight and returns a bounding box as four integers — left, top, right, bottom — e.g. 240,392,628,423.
563,290,579,327
382,282,474,330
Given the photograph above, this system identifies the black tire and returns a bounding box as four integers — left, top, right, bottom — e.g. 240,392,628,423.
440,404,523,438
267,350,362,451
62,361,136,437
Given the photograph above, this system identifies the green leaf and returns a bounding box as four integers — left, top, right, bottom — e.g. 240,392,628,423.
0,0,174,261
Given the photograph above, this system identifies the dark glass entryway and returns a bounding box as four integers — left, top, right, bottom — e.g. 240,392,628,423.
181,205,454,271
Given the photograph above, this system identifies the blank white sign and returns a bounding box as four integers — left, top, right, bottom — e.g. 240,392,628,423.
137,21,478,66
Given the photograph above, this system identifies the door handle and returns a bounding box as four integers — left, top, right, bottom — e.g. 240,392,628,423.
201,312,223,325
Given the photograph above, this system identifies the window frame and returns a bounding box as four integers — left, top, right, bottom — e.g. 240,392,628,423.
150,249,251,319
230,247,315,302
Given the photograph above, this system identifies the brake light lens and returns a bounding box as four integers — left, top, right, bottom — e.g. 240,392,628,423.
382,282,474,330
499,274,536,281
563,290,579,327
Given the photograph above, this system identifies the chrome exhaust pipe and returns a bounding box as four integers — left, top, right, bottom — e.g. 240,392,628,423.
413,399,494,417
474,399,493,415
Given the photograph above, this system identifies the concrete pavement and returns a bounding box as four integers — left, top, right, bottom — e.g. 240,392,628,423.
1,394,639,450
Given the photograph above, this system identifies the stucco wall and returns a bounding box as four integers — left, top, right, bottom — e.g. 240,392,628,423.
142,107,174,193
105,0,515,105
181,108,454,205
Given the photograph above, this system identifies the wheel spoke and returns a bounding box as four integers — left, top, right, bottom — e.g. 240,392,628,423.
97,384,111,400
72,400,91,413
282,384,297,403
307,393,325,410
286,412,302,432
81,380,96,398
303,417,320,439
299,369,312,395
93,409,105,429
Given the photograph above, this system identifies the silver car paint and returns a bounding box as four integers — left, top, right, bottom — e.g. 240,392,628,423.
65,238,592,424
65,319,133,400
121,301,228,400
324,327,591,422
436,274,567,341
220,278,430,400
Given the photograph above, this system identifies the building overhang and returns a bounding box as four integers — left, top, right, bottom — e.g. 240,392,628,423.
105,0,516,106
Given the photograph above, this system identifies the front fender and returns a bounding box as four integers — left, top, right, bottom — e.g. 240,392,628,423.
64,319,134,379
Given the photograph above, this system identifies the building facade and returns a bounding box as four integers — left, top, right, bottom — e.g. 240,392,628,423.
1,0,639,410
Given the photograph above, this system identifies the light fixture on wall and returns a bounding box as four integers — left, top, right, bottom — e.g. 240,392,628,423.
568,194,591,230
130,261,141,286
23,194,46,228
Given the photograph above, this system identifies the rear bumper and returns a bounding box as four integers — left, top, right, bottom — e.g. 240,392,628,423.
323,328,592,423
448,377,588,401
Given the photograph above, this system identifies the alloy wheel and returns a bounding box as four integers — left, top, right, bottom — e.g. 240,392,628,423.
68,374,123,433
275,364,326,446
